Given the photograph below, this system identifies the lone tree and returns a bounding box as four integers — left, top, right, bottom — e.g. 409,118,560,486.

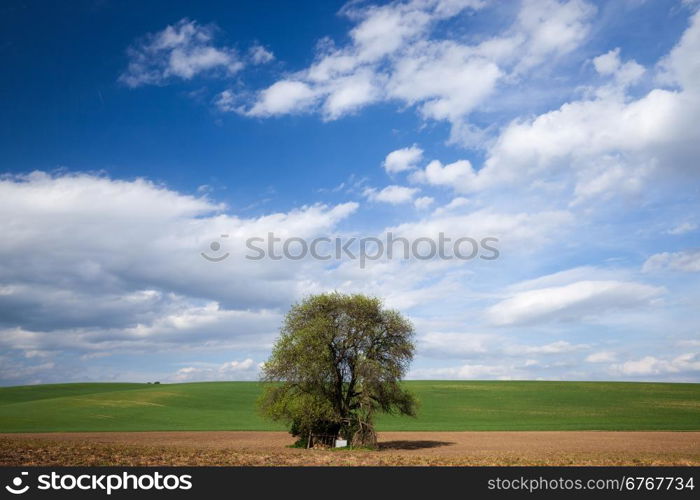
259,293,417,448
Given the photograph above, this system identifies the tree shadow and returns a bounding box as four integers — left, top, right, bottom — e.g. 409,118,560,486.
378,440,454,451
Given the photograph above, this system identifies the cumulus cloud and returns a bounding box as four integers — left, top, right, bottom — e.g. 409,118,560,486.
246,80,318,116
397,9,700,210
119,19,243,87
593,48,645,86
413,196,434,210
484,91,684,182
407,73,693,203
321,69,384,119
383,145,423,173
513,0,596,72
643,249,700,273
233,0,597,138
409,159,477,192
363,185,419,204
0,170,585,383
657,9,700,91
385,39,501,127
0,171,361,383
472,12,699,199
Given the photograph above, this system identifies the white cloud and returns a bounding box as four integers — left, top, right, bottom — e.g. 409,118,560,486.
322,69,383,119
172,358,261,382
505,266,624,292
478,89,688,190
410,360,535,380
643,249,700,273
385,40,502,126
410,159,476,192
668,222,698,235
241,0,486,120
0,295,283,359
585,351,617,363
390,40,676,203
234,0,597,140
247,80,318,116
363,184,419,204
418,332,590,363
593,48,645,86
338,7,700,231
413,196,434,210
431,197,470,216
0,170,592,384
119,19,242,87
389,208,572,248
383,145,423,173
385,11,700,207
570,156,651,206
0,171,359,367
593,48,621,75
467,11,700,199
611,353,700,376
513,0,596,72
487,280,664,326
215,89,237,112
657,9,700,92
508,340,589,355
249,44,274,64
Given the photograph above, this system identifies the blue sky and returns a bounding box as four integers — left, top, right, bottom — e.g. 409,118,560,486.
0,0,699,385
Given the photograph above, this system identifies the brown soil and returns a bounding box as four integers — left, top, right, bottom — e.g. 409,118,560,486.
2,431,698,466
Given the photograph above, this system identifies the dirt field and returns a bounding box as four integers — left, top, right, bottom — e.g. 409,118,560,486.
2,431,699,466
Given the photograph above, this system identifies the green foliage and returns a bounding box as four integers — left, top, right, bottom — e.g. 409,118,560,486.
258,293,418,446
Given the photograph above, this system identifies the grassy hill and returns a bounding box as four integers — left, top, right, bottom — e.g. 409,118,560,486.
0,381,698,433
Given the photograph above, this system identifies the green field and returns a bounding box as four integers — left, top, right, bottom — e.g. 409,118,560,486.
0,381,698,433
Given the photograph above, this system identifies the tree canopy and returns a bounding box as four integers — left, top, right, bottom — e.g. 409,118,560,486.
259,292,417,447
